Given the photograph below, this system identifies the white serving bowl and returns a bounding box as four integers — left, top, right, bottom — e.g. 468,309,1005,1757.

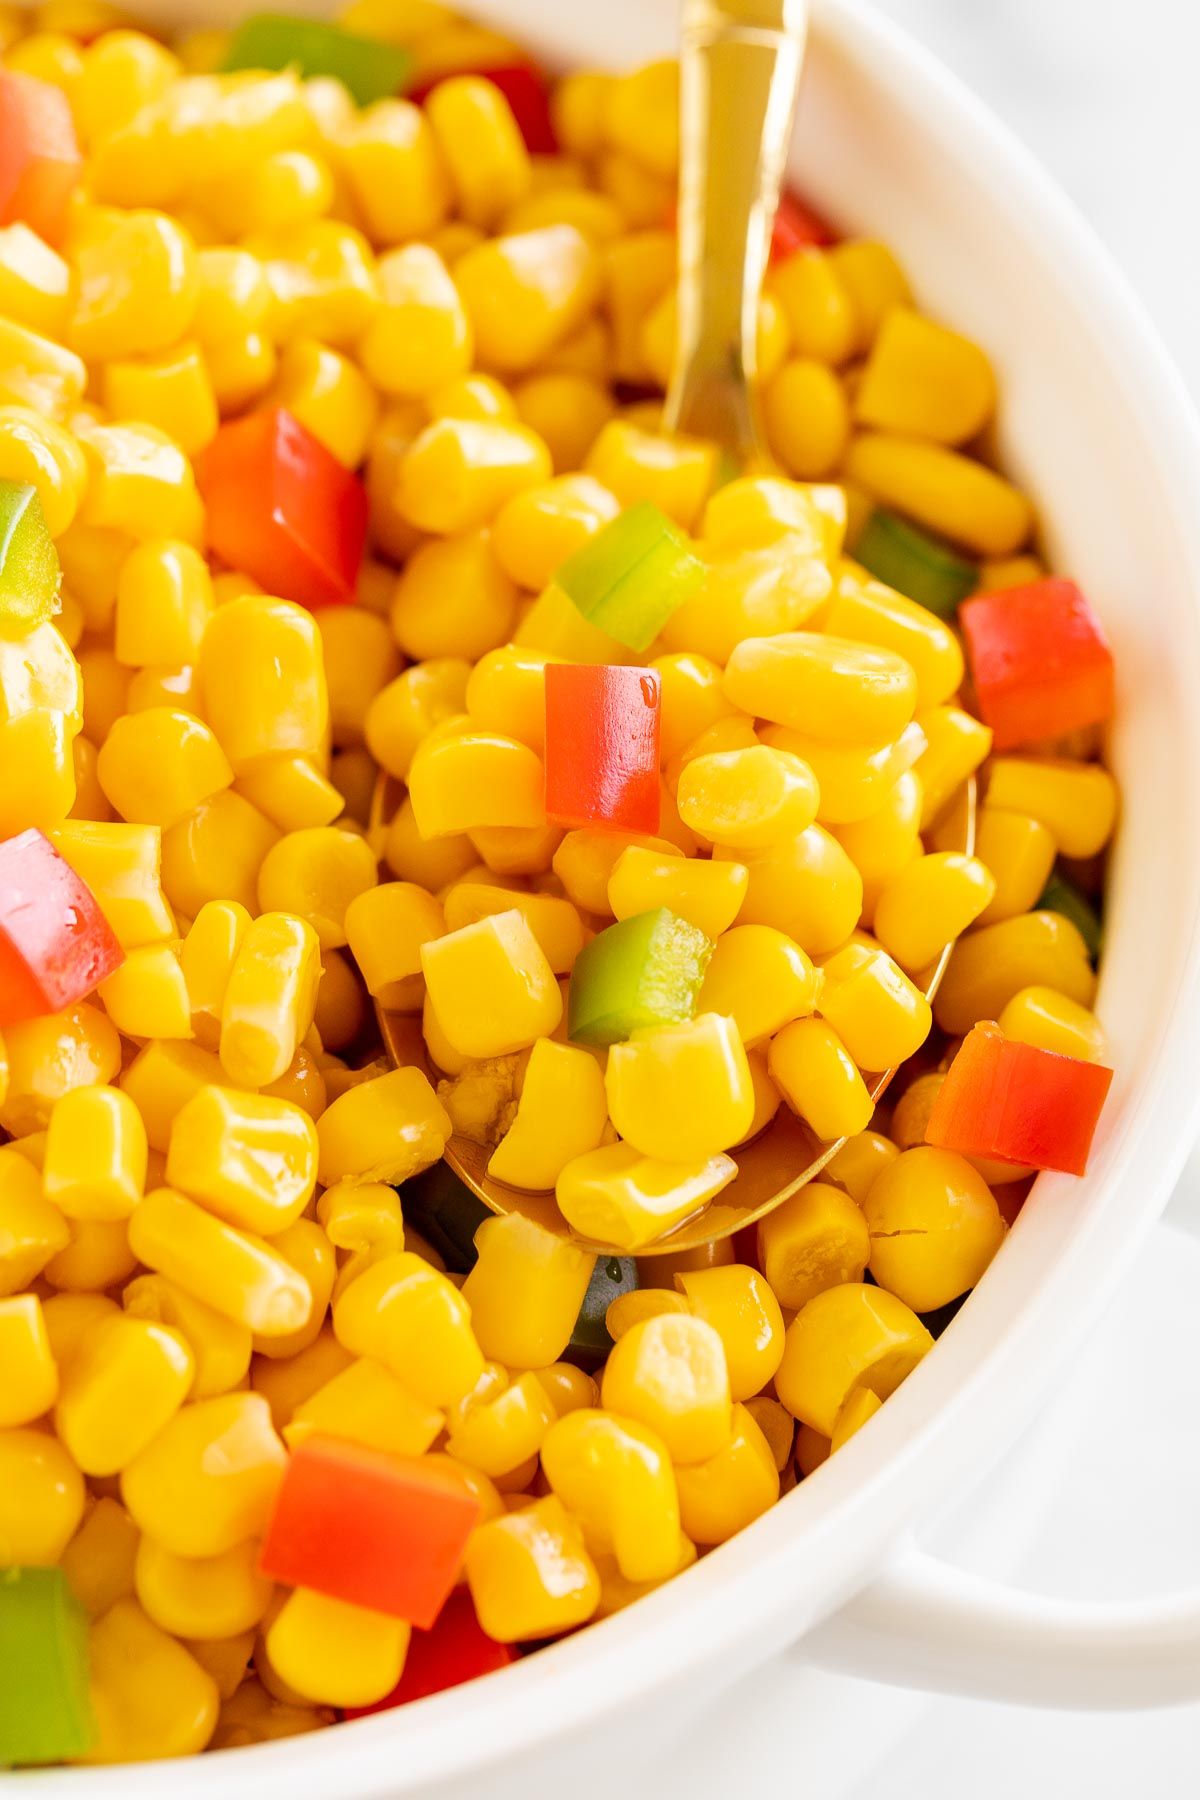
25,0,1200,1790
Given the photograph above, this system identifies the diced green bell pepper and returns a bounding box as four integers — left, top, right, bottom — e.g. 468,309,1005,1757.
567,1254,639,1363
398,1160,490,1274
0,1568,93,1766
854,507,978,619
0,480,60,638
222,14,411,105
568,907,712,1047
556,501,705,653
1039,870,1103,961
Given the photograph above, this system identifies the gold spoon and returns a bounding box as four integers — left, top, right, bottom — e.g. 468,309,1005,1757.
376,0,975,1254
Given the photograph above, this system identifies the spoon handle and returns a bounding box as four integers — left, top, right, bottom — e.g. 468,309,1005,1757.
664,0,809,463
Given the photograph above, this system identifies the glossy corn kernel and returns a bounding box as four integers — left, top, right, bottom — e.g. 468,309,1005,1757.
817,942,932,1070
585,421,717,533
606,1014,754,1163
391,531,518,663
456,225,602,375
0,317,86,416
676,745,820,852
381,799,474,894
256,828,378,952
541,1406,681,1580
756,1180,870,1310
285,1355,442,1459
128,1187,313,1338
935,910,1096,1036
166,1086,317,1237
825,564,964,709
0,1424,84,1563
997,985,1108,1062
50,819,174,951
676,1265,785,1402
768,1016,874,1141
359,243,470,396
397,417,552,536
855,310,996,445
176,901,248,1046
113,540,212,670
724,631,916,745
719,825,862,958
219,910,321,1087
465,1495,599,1642
674,1402,779,1545
161,791,279,920
0,222,70,337
42,1085,146,1222
314,608,400,752
775,1283,934,1436
601,1312,732,1465
914,705,993,827
425,76,531,228
198,595,328,775
42,1213,137,1295
68,210,198,362
825,1129,900,1204
428,371,516,423
607,1290,688,1339
485,1038,607,1192
421,911,561,1058
607,847,747,941
696,924,821,1045
556,1142,736,1252
332,1250,483,1407
365,660,471,782
59,1494,139,1619
55,1311,193,1475
973,808,1057,927
123,1272,251,1401
0,1292,58,1425
134,1534,273,1644
864,1146,1007,1312
985,757,1119,859
0,406,86,537
315,1065,451,1187
265,1585,409,1710
831,1386,883,1452
768,248,856,365
461,1211,595,1369
512,370,614,472
337,95,449,242
845,433,1032,558
81,1600,219,1764
341,881,442,1008
873,852,996,973
0,1002,121,1138
446,1366,556,1478
96,708,232,830
120,1391,286,1559
764,358,850,479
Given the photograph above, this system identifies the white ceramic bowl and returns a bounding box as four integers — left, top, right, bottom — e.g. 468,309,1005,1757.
26,0,1200,1790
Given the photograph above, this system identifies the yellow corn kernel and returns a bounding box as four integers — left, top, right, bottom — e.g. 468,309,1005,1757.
427,371,516,422
68,211,198,362
997,985,1108,1062
594,146,673,229
491,474,618,594
676,1265,784,1402
102,341,219,458
648,654,733,766
250,1216,334,1359
513,576,631,664
252,219,378,349
397,417,552,535
550,70,613,158
75,418,203,544
425,75,531,227
166,1087,317,1239
830,1385,882,1452
601,56,679,175
286,1354,441,1457
309,949,365,1056
977,553,1047,591
447,1367,557,1478
763,358,851,479
762,724,925,828
190,246,271,342
845,433,1032,557
986,757,1119,859
198,594,328,773
486,1040,607,1193
263,1586,409,1710
795,1422,831,1475
75,28,179,144
161,791,280,920
775,1282,933,1435
342,881,443,1008
0,316,86,416
381,802,472,896
47,1294,136,1369
826,563,964,709
0,406,86,537
0,1422,83,1562
54,1311,193,1476
391,531,519,664
198,145,333,237
235,756,343,835
315,1063,450,1186
219,911,322,1088
81,1600,219,1764
604,848,745,941
255,828,378,953
584,421,716,532
936,909,1095,1036
873,851,996,973
601,1312,732,1464
366,658,470,782
913,705,993,827
60,1496,139,1620
717,825,862,957
723,631,917,744
0,222,70,337
135,1534,272,1644
179,901,251,1047
607,1291,689,1341
465,1495,599,1641
114,539,213,669
128,1187,312,1339
756,1180,870,1309
0,1293,57,1426
205,329,278,413
124,1272,251,1401
0,1002,121,1138
675,745,818,853
0,706,76,835
358,243,470,396
97,708,232,831
826,240,911,353
855,309,995,445
337,96,449,242
261,1046,326,1121
701,474,837,555
120,1390,286,1558
42,1212,136,1294
533,1363,597,1419
768,1016,874,1142
817,942,932,1070
461,1211,596,1368
662,546,831,679
261,337,377,469
69,732,109,821
768,248,856,365
541,1406,680,1580
511,371,614,473
864,1146,1006,1312
673,1401,779,1545
504,187,623,245
314,610,399,752
606,1014,754,1164
43,1085,147,1222
639,287,788,391
332,1249,483,1406
184,1631,254,1703
420,910,561,1059
972,809,1056,927
555,1142,735,1251
468,822,563,878
825,1129,900,1204
0,1149,70,1293
251,1325,352,1433
461,647,551,752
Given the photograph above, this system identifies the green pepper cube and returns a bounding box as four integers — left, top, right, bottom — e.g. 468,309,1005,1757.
568,907,712,1047
222,14,412,106
0,1567,93,1766
568,1254,639,1362
556,501,705,653
0,479,60,639
1038,870,1103,961
398,1160,490,1274
854,507,977,620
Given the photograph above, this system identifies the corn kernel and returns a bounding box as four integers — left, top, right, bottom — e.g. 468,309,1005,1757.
0,1001,121,1137
973,808,1056,926
338,96,450,243
256,828,378,952
462,1211,596,1368
359,243,470,396
332,1249,483,1407
397,417,552,535
601,1312,731,1465
69,211,198,362
676,1265,784,1402
985,757,1119,859
421,910,561,1059
114,539,213,669
220,910,321,1087
914,705,993,827
512,371,615,473
265,1585,409,1709
286,1354,442,1458
0,1147,71,1293
997,985,1107,1062
0,223,70,337
864,1146,1006,1311
123,1272,251,1401
845,433,1032,558
129,1187,313,1339
135,1534,273,1642
775,1282,933,1435
585,421,716,532
55,1311,193,1475
465,1495,599,1641
81,1599,219,1763
198,595,328,774
486,1039,608,1192
935,910,1096,1036
542,1406,681,1580
316,1065,451,1186
120,1390,286,1558
162,791,280,919
43,1084,147,1221
768,1016,874,1141
718,825,862,957
365,658,470,782
606,1014,753,1163
0,1293,58,1426
391,530,519,662
59,1494,139,1618
166,1086,317,1238
674,1402,779,1545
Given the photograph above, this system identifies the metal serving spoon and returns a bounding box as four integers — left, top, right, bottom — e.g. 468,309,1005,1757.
376,0,974,1255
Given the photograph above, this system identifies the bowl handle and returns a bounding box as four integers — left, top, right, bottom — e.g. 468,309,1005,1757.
805,1543,1200,1710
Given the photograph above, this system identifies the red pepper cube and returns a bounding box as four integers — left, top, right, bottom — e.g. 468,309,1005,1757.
0,828,123,1026
960,579,1115,752
198,408,368,610
474,66,557,153
925,1023,1114,1177
544,664,661,834
0,72,82,247
343,1589,513,1717
258,1434,481,1627
771,188,837,261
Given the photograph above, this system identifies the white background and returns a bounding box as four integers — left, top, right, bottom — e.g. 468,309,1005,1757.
642,3,1200,1792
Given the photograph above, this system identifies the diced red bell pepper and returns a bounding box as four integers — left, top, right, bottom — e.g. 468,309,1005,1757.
925,1022,1113,1177
0,828,123,1027
959,578,1115,752
0,72,82,246
343,1590,513,1717
409,63,556,152
770,189,837,261
198,408,368,611
544,664,661,834
258,1435,481,1627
